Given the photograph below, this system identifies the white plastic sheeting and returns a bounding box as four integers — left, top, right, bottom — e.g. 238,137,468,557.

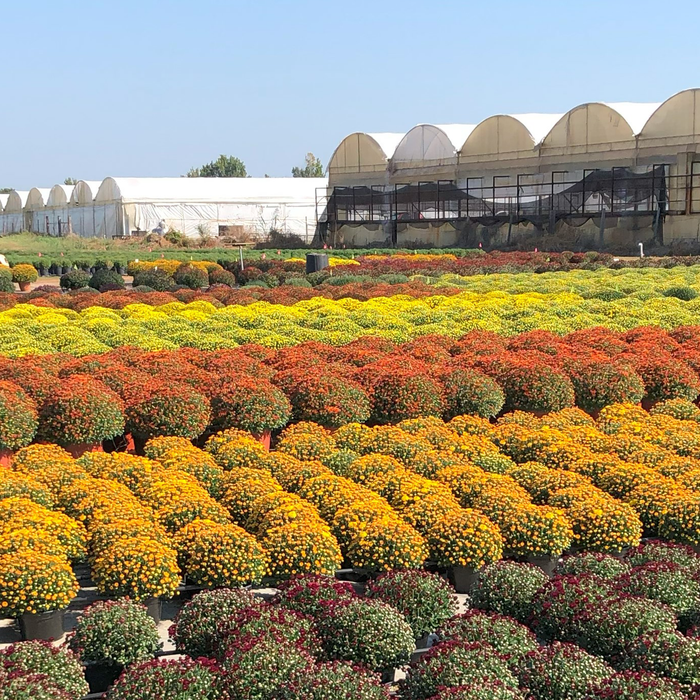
0,194,7,213
45,184,75,235
392,124,476,166
26,188,52,233
87,177,326,239
0,191,28,233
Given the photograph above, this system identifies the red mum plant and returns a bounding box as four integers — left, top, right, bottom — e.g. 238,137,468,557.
125,380,210,440
565,359,645,413
438,366,505,419
37,375,124,447
564,326,630,356
634,356,700,404
451,330,508,357
364,368,445,424
281,370,371,428
500,362,575,414
0,364,54,405
0,381,37,452
507,329,565,356
209,376,291,434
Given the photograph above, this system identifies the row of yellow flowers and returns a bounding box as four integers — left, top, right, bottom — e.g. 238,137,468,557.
3,402,700,617
6,289,700,356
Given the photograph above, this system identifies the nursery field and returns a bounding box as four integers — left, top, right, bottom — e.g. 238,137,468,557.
3,251,700,700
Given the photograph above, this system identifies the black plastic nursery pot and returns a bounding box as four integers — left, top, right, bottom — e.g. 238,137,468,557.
380,668,396,684
143,597,162,624
450,565,479,594
18,609,65,640
85,662,123,693
526,554,559,577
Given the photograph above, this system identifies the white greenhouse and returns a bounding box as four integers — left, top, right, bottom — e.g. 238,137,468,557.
0,177,327,242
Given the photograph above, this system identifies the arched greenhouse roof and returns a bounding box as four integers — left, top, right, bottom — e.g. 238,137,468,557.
69,181,103,205
639,88,700,141
328,132,404,176
540,102,660,151
47,184,74,208
24,188,51,211
391,124,476,166
4,191,29,213
0,194,8,213
460,113,563,157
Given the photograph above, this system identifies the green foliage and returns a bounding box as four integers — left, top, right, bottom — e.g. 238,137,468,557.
292,152,324,178
173,264,209,289
188,155,247,178
60,269,91,290
132,268,175,291
68,599,162,666
88,268,125,291
0,266,13,292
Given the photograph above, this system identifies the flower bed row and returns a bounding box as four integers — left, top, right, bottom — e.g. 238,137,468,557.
7,263,700,312
4,402,700,624
8,276,700,354
3,327,700,453
6,551,700,700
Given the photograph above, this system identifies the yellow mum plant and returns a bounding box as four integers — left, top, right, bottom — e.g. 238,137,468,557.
426,508,504,569
0,550,78,615
92,536,180,601
173,518,268,587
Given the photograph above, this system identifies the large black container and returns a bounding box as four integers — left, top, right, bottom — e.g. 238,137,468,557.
18,609,65,640
306,253,329,274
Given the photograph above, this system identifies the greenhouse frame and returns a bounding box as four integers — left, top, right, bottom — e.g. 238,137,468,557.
322,88,700,248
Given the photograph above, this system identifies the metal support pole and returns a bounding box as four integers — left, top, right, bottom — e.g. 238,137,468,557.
599,206,606,250
239,246,245,271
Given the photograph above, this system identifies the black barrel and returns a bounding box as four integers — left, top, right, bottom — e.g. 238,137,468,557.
306,253,329,274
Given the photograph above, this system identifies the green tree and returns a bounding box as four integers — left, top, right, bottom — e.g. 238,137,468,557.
64,177,78,185
292,152,324,178
0,188,12,194
187,155,247,178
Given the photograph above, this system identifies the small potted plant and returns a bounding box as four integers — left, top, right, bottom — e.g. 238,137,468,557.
518,642,613,700
0,640,89,698
11,264,38,291
125,381,211,447
469,561,551,623
91,536,181,622
173,263,209,289
425,509,504,593
346,518,429,573
68,599,162,693
220,635,315,698
436,609,538,666
492,504,573,575
169,588,259,658
366,570,458,648
316,598,415,683
216,604,319,659
0,550,78,640
107,657,223,700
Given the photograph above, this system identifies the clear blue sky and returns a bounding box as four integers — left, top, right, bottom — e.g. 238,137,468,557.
3,0,699,189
